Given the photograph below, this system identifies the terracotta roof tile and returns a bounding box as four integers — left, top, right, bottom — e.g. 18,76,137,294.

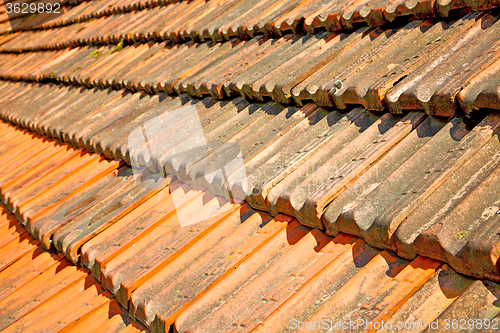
387,264,475,330
100,193,231,301
458,56,500,113
251,238,380,332
329,113,500,250
2,1,500,330
0,82,499,281
0,247,65,300
0,259,87,330
129,209,283,325
431,279,500,330
0,229,39,270
0,119,500,332
1,14,500,115
5,0,500,41
0,207,148,333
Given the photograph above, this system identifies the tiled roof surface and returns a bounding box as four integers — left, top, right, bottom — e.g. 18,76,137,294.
0,205,148,333
0,81,500,282
1,13,500,115
2,0,500,331
0,121,500,333
2,0,499,37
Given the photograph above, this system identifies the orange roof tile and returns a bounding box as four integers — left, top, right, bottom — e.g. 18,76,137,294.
0,121,498,332
2,1,500,331
0,206,148,333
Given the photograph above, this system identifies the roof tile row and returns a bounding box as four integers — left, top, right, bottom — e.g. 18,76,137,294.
0,160,500,332
1,85,500,284
1,14,500,114
3,0,500,46
3,0,500,330
0,205,148,333
1,118,500,332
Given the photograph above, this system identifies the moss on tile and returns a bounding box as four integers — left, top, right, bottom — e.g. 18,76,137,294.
456,230,470,240
70,66,82,74
110,39,124,55
89,49,103,59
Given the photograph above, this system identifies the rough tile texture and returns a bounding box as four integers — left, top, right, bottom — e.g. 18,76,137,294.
0,85,500,282
2,1,500,331
0,120,499,333
0,205,148,333
1,13,500,115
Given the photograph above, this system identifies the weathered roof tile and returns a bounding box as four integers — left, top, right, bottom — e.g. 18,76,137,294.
2,0,500,330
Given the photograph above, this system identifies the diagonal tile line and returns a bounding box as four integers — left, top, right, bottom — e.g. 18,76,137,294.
1,119,500,333
3,0,499,51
